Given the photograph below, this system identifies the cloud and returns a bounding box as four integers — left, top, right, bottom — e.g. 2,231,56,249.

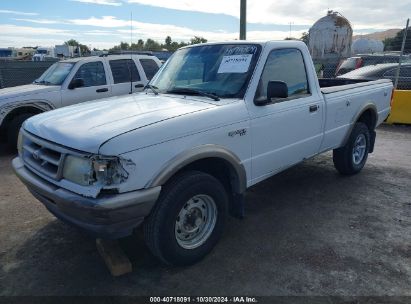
126,0,411,29
0,9,38,16
69,16,130,27
71,0,122,6
0,23,127,48
68,16,302,42
121,20,305,42
13,18,60,24
126,0,236,17
0,24,73,37
8,0,402,50
83,29,122,36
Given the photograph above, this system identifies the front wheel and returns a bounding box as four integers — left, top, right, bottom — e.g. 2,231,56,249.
7,113,34,151
333,122,370,175
143,171,228,266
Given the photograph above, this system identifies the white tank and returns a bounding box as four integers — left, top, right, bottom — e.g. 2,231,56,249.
309,10,353,60
352,38,384,54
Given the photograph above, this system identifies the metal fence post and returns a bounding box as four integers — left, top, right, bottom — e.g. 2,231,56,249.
394,18,409,89
0,68,4,89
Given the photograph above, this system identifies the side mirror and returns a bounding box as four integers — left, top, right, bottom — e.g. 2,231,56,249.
68,78,84,90
254,81,289,106
267,81,288,100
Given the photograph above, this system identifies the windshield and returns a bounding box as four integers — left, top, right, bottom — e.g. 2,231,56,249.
150,44,261,99
34,62,75,85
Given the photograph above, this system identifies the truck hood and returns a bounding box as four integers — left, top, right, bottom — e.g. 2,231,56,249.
24,93,217,153
0,84,59,101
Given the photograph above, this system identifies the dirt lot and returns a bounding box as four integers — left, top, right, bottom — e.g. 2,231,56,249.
0,124,410,297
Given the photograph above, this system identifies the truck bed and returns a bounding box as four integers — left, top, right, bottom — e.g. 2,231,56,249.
319,78,392,94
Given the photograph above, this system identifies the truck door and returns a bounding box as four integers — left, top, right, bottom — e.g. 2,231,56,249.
61,60,111,106
109,59,145,96
248,48,324,181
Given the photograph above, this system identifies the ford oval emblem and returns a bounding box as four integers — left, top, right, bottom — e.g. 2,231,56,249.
32,150,40,160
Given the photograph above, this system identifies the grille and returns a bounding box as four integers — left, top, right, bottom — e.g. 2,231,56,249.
21,131,65,180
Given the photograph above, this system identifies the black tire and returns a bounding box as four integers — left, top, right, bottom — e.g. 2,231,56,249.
333,122,370,175
7,113,33,150
144,171,228,266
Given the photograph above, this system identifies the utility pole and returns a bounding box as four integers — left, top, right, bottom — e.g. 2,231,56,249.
394,18,409,89
240,0,246,40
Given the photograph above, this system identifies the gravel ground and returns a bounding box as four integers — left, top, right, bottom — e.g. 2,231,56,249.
0,124,410,297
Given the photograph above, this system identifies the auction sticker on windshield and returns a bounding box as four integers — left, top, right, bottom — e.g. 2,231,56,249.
217,54,253,73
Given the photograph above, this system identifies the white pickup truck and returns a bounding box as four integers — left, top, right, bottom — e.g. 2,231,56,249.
0,54,161,148
13,41,392,266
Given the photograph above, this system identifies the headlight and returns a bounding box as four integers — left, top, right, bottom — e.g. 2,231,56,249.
63,155,94,186
17,130,23,157
62,155,126,186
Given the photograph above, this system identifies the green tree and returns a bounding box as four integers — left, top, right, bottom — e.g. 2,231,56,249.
119,42,130,50
64,39,90,55
190,36,207,45
144,39,161,51
64,39,80,47
137,39,144,50
167,41,180,51
300,32,309,45
109,35,209,53
383,28,411,52
179,41,189,48
165,36,172,47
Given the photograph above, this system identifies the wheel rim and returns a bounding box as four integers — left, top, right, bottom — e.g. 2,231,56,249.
175,194,217,250
352,133,367,165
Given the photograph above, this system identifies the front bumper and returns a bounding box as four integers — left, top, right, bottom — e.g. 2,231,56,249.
12,157,161,239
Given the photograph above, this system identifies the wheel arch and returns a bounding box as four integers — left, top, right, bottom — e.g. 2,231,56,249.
0,101,54,129
341,103,378,152
342,104,377,142
146,145,247,218
146,144,247,195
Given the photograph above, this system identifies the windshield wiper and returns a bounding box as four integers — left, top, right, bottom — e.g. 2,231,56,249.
145,84,159,95
33,80,51,85
166,87,220,101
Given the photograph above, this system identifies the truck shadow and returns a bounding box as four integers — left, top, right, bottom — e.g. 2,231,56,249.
2,154,409,295
0,143,14,157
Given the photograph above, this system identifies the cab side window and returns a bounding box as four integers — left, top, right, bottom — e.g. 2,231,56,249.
255,48,310,102
139,59,160,80
109,59,141,83
74,61,106,87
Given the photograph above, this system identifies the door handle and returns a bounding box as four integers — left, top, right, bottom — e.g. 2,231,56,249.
135,84,144,88
309,105,319,112
96,88,108,93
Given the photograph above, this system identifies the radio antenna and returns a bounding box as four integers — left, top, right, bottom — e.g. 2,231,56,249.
129,11,133,94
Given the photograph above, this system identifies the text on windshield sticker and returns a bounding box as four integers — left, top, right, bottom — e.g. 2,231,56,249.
217,54,253,74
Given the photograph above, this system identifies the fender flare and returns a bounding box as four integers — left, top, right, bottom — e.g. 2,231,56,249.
0,100,54,127
341,103,377,146
146,144,247,194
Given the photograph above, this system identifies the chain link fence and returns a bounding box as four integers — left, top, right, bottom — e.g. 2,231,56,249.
0,50,173,90
314,23,411,90
1,25,411,90
0,60,55,89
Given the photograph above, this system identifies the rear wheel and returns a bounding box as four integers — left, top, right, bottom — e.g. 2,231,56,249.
143,171,228,266
7,113,33,151
333,122,370,175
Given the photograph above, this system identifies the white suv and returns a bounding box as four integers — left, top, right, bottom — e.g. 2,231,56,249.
0,54,162,148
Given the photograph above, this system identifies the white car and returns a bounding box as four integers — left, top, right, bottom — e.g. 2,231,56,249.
13,41,392,266
0,54,161,148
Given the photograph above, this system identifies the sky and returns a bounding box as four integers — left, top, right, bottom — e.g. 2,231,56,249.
0,0,410,49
